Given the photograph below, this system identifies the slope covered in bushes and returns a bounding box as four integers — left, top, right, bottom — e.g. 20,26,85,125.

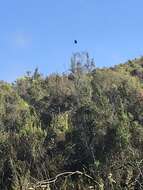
1,53,143,189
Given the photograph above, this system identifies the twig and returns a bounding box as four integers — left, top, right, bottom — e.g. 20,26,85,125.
29,170,100,189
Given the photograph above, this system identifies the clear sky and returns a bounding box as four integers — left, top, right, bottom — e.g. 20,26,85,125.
0,0,143,81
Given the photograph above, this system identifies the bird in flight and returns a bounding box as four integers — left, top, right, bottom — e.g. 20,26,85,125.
74,40,77,44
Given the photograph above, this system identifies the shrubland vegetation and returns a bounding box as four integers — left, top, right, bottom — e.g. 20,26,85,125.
1,52,143,189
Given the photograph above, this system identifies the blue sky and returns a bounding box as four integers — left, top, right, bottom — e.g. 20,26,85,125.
0,0,143,81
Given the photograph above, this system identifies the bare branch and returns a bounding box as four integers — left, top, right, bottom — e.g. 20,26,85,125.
29,170,100,189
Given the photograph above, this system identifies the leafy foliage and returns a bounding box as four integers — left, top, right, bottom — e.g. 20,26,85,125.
0,53,143,189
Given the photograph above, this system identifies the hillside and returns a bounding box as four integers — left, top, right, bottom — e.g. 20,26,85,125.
0,53,143,190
